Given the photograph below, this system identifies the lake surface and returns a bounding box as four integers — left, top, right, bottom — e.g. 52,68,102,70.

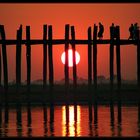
0,104,140,137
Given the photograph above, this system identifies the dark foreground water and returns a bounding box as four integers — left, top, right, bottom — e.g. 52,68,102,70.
0,104,140,137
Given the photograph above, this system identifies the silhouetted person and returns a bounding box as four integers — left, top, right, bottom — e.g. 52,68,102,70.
133,23,139,40
128,24,134,40
98,22,104,40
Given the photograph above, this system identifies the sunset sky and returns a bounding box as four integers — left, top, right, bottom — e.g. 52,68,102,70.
0,3,140,83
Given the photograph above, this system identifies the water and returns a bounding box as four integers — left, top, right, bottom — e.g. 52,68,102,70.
0,104,139,137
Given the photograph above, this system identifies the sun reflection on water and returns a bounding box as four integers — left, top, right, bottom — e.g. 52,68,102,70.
62,105,81,136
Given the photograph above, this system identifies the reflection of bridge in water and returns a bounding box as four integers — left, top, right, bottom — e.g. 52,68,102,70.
0,105,139,137
0,24,140,137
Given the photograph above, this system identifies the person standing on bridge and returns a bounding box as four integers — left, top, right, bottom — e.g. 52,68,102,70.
133,23,139,40
98,22,104,40
128,24,134,40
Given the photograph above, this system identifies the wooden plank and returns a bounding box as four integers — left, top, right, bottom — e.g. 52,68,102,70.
65,24,69,87
93,24,98,89
16,25,22,88
26,26,31,90
48,25,54,87
0,25,8,90
43,25,47,87
88,27,92,86
71,26,77,87
0,39,139,46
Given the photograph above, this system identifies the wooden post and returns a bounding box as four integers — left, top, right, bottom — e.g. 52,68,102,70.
48,25,54,87
137,30,140,87
88,27,92,86
71,26,77,87
0,46,1,86
16,25,22,88
26,26,31,91
43,25,47,88
116,26,121,90
136,29,140,122
116,26,122,123
93,24,98,89
109,25,115,125
93,24,98,124
65,24,69,87
110,26,115,90
0,25,8,90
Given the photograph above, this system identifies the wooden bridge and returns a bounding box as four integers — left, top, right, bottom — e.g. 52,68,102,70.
0,24,140,128
0,24,140,91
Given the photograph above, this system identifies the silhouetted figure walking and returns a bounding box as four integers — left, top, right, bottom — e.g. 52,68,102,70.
128,24,134,40
98,22,104,40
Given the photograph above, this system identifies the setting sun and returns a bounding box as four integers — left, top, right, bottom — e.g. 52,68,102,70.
61,49,80,67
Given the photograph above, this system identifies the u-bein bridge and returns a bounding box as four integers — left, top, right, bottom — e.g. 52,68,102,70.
0,24,140,130
0,24,140,90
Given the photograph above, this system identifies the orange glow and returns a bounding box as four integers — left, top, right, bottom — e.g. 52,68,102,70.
61,49,80,67
0,4,140,81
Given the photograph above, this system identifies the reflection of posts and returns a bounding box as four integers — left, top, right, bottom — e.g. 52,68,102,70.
16,104,22,137
74,104,77,136
43,104,48,137
0,104,2,137
50,103,54,136
27,103,32,137
0,104,2,125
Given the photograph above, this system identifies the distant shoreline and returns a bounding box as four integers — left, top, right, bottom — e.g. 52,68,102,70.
0,84,139,106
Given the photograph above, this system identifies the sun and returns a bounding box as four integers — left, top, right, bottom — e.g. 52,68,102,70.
61,49,80,67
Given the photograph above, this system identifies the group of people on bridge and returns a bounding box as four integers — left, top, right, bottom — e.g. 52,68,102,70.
128,23,139,40
96,22,139,40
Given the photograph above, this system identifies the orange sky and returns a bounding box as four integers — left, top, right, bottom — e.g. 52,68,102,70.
0,3,140,83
